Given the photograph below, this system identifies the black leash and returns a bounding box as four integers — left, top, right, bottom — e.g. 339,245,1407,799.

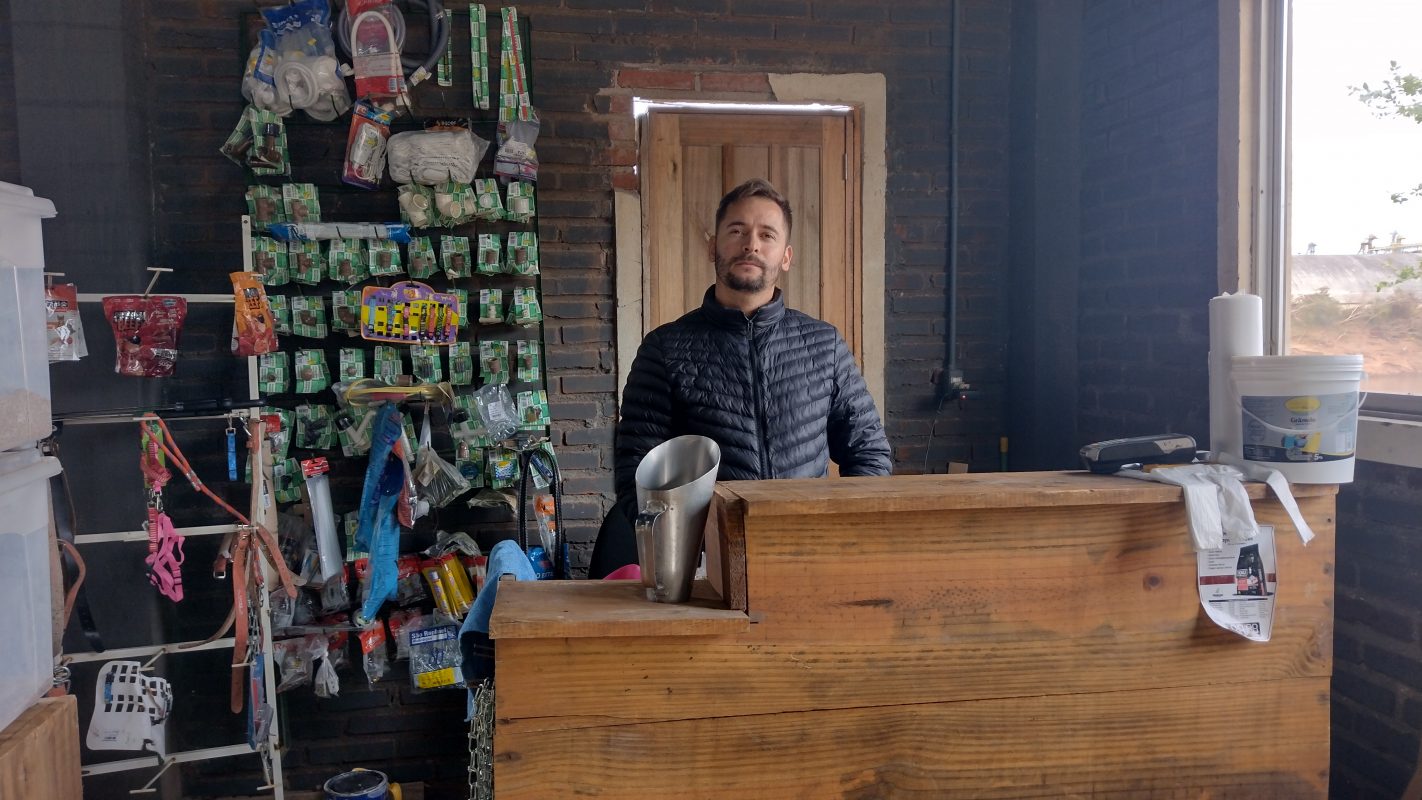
43,426,105,652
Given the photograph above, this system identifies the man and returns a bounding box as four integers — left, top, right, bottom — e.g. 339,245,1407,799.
590,178,892,577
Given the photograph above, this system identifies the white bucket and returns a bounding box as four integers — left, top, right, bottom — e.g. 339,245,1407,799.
1231,354,1365,484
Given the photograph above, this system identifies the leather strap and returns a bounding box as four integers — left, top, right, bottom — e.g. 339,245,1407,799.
43,431,105,652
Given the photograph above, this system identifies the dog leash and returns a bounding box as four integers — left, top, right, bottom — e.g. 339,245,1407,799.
137,415,298,713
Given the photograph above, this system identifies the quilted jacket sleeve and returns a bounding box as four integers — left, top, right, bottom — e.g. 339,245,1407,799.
615,330,674,501
826,337,893,476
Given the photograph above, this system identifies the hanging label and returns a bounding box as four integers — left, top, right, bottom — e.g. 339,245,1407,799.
1196,524,1277,642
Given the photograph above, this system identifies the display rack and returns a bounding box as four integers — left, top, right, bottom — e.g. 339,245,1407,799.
61,279,285,798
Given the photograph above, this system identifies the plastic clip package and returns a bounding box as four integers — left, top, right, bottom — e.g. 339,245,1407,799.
477,288,503,324
367,239,403,277
373,346,402,383
411,345,443,384
505,231,539,275
407,615,464,692
328,238,369,284
478,340,508,385
252,236,290,287
338,348,366,382
449,342,474,385
398,184,435,229
475,233,503,275
290,295,328,338
472,178,504,221
506,287,543,327
516,389,550,429
295,404,336,451
295,349,330,394
504,182,536,222
515,340,541,383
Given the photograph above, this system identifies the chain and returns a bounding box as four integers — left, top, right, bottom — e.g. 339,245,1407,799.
467,678,495,800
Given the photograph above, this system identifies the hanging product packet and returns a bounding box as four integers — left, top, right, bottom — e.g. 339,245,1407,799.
231,272,279,357
397,183,436,228
343,100,393,190
479,340,509,385
440,235,472,279
407,615,464,692
453,289,469,330
282,182,321,224
338,348,366,382
45,282,88,362
252,236,290,286
387,608,423,660
504,182,536,222
472,178,503,221
455,441,485,489
475,233,503,275
506,231,538,275
374,346,402,383
516,389,550,429
290,295,328,339
273,457,304,503
487,446,519,490
358,621,390,684
328,238,369,284
367,239,403,277
103,296,189,378
295,349,330,393
406,236,438,279
469,4,490,109
506,287,542,327
477,288,503,324
295,404,336,450
515,340,540,383
432,181,477,225
396,554,429,606
246,185,285,231
449,341,473,385
289,240,323,285
331,289,362,334
259,351,289,394
411,345,443,384
267,295,291,335
247,106,291,176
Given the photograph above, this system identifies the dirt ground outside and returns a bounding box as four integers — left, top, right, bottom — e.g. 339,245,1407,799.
1291,289,1422,395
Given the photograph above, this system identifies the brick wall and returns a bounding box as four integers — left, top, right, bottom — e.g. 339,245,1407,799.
25,0,1013,796
1076,0,1218,446
0,1,17,184
1332,459,1422,799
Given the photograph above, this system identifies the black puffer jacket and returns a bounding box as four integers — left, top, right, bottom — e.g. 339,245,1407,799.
615,287,892,500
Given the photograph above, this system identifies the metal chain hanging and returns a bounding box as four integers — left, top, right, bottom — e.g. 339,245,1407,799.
467,678,495,800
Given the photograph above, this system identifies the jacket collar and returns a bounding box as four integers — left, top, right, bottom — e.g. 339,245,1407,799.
699,286,786,331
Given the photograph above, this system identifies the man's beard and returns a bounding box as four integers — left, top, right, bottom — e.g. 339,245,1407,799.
716,254,771,292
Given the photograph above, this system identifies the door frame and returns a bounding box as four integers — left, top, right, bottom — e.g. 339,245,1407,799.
614,74,888,418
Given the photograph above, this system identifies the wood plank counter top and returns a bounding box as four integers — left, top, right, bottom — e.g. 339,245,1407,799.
490,579,749,640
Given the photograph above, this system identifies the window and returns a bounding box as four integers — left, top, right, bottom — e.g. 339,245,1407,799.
1287,0,1422,415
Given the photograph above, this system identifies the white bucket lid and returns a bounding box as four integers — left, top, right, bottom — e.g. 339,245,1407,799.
1231,354,1364,374
0,182,57,218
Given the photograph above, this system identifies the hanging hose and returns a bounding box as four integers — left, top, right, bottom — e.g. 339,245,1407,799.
336,0,450,87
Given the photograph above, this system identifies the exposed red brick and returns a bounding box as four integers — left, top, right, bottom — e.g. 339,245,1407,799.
606,94,635,114
698,72,772,94
615,68,696,90
604,145,639,167
612,170,640,191
607,116,637,143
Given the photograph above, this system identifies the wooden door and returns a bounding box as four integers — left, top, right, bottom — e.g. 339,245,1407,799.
640,110,863,363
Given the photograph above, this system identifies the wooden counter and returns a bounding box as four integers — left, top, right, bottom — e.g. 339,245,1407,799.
491,471,1336,798
0,696,82,800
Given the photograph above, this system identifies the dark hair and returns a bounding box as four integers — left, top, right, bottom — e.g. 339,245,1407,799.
714,178,793,235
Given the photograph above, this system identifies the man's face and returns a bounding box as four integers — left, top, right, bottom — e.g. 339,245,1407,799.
712,197,793,294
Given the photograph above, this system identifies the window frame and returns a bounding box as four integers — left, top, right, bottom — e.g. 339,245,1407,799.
1227,0,1422,466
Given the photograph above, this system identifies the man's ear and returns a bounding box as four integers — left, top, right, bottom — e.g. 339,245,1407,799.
706,232,717,263
780,244,794,273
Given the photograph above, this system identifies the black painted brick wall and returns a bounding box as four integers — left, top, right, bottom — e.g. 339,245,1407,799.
1076,0,1218,446
1331,459,1422,799
55,0,1014,795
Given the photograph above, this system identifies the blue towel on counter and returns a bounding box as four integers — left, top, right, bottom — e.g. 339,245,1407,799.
462,539,537,717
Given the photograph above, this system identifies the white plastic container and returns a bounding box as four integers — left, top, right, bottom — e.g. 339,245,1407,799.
0,453,61,733
0,182,57,452
1232,354,1365,484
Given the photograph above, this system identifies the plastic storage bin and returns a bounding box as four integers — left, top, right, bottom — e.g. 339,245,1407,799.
0,182,57,452
0,452,61,733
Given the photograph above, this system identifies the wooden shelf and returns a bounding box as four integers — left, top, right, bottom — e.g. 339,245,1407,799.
490,579,750,640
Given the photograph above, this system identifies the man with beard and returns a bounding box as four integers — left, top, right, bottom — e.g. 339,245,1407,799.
589,178,892,578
